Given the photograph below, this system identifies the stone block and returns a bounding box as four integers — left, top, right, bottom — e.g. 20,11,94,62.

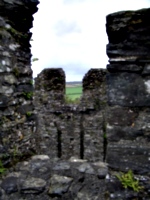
106,107,150,174
106,8,150,62
107,72,150,106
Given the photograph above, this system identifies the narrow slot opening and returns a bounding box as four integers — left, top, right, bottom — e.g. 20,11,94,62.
103,118,107,162
57,128,62,158
80,115,84,159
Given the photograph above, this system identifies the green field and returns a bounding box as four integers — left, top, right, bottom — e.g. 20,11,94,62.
66,85,82,101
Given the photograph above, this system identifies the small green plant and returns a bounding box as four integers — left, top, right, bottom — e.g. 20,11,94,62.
32,58,39,62
0,160,6,175
22,92,33,100
13,145,18,158
26,112,32,117
116,170,144,192
103,133,107,139
29,80,34,85
6,26,19,36
13,67,19,77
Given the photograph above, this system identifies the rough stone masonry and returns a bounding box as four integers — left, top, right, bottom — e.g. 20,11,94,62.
0,0,150,199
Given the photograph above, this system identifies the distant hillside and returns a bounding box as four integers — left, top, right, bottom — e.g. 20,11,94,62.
66,81,82,87
66,81,82,84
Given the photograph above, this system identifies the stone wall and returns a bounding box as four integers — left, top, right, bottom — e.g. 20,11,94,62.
0,0,39,166
0,1,150,199
105,8,150,199
34,68,107,162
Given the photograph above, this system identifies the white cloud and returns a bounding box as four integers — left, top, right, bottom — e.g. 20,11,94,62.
54,20,81,36
30,0,150,81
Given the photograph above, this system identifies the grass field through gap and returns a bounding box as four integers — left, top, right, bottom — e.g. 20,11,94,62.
65,82,82,103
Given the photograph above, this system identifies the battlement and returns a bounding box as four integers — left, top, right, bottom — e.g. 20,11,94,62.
0,1,150,199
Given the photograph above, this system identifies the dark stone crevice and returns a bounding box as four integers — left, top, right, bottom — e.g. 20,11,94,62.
54,122,62,158
80,115,84,159
103,115,107,162
57,129,62,158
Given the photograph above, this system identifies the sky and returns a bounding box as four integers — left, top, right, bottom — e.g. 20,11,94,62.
30,0,150,82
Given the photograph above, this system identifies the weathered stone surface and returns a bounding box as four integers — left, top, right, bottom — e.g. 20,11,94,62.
35,68,65,91
83,112,104,162
16,104,34,115
16,84,33,93
0,2,150,199
0,0,39,166
77,163,95,174
0,95,8,107
83,68,107,91
107,72,150,106
31,155,50,161
142,63,150,75
35,113,58,159
49,174,73,196
107,145,150,174
106,106,138,126
53,161,70,171
60,115,81,160
106,107,150,174
1,176,18,194
0,0,39,33
81,68,107,110
4,74,17,84
106,8,150,62
20,177,46,194
0,155,107,199
107,63,143,73
105,8,150,199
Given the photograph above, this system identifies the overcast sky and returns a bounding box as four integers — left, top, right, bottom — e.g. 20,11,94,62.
30,0,150,81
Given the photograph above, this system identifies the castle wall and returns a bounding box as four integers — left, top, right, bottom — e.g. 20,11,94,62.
34,68,107,162
0,0,39,165
0,2,150,199
105,8,150,199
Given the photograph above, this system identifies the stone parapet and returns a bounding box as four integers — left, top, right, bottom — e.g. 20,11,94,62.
33,68,107,162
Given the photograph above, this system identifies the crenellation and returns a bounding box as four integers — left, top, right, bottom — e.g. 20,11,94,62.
34,68,106,162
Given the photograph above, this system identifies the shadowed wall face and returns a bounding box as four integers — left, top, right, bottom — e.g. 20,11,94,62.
34,68,65,92
0,0,39,165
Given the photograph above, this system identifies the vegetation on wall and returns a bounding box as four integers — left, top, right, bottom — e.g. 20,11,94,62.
116,170,144,192
0,160,6,176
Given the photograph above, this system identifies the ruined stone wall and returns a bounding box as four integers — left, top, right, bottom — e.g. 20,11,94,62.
32,8,150,199
0,0,39,166
0,2,150,199
34,68,107,162
105,8,150,199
